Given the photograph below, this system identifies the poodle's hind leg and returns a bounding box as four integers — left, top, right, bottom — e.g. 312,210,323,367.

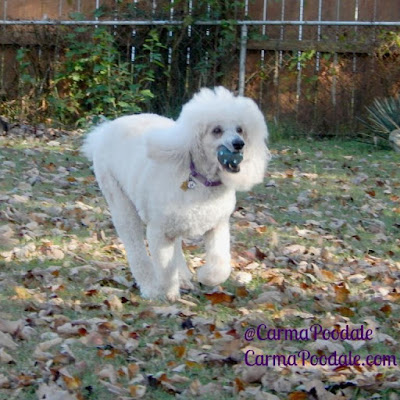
176,239,194,291
145,225,182,301
96,170,154,296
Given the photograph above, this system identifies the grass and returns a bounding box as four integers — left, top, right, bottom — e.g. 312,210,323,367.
0,130,399,399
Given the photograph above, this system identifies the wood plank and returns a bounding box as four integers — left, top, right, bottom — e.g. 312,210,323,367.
247,39,375,54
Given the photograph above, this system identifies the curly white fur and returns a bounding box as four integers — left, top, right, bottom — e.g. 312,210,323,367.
82,87,270,301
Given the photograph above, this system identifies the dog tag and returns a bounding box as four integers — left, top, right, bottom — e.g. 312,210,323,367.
180,180,189,191
187,177,196,189
180,176,196,191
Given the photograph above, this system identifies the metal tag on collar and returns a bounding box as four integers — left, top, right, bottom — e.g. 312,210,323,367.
180,175,196,191
187,175,196,189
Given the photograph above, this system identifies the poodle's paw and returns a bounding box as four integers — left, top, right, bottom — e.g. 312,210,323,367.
197,264,231,286
179,268,194,291
159,284,181,302
140,284,160,300
165,289,181,302
140,283,181,302
179,277,194,291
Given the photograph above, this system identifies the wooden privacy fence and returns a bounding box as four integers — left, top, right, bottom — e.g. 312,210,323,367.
1,0,400,134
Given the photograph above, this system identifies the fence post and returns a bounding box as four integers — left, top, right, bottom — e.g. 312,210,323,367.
239,24,248,96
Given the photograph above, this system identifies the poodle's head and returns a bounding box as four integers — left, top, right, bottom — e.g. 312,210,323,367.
177,87,270,191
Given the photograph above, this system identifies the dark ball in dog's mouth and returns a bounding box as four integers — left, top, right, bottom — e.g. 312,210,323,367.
217,145,243,173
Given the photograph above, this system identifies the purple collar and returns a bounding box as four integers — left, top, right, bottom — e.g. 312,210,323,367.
190,157,222,187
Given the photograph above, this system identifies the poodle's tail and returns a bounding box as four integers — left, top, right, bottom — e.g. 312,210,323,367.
81,121,111,162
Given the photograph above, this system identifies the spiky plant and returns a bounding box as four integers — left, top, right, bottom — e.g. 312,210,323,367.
360,95,400,145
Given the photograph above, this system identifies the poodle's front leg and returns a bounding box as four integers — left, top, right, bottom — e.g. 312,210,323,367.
197,220,232,286
145,224,180,301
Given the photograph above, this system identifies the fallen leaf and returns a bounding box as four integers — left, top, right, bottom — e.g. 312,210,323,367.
14,286,32,300
0,374,10,388
335,306,355,317
105,295,123,312
234,377,246,393
173,345,186,359
129,384,147,398
288,391,308,400
380,304,392,315
98,364,118,384
60,368,82,390
204,292,235,305
334,284,350,303
36,383,78,400
0,331,18,350
235,286,249,297
0,348,14,363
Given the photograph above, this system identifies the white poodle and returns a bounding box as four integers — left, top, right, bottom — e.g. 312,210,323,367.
82,87,270,301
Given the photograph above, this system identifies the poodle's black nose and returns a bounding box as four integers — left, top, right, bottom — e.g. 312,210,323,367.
232,138,245,151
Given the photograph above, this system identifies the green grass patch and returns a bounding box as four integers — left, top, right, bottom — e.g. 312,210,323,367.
0,133,399,399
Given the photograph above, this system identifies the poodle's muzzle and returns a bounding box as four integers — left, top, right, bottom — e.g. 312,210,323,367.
217,144,244,173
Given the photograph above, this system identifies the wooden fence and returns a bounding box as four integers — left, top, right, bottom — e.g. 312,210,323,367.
1,0,400,134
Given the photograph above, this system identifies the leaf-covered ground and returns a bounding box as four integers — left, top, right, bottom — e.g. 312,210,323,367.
0,129,399,400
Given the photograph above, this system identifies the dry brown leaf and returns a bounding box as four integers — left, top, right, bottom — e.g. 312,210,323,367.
152,305,181,316
234,377,246,393
0,318,23,335
0,374,10,389
254,290,283,304
173,345,186,359
320,269,335,281
129,384,147,398
232,271,252,286
235,286,249,298
255,391,281,400
255,225,267,234
0,331,18,350
365,189,376,197
38,337,63,352
98,364,118,384
380,304,392,315
283,244,306,256
288,391,308,400
105,295,123,312
169,374,190,384
335,306,355,317
60,368,82,390
185,360,202,368
127,363,140,379
14,286,32,300
285,169,294,178
307,339,345,354
33,337,64,361
0,348,14,363
36,382,78,400
334,284,350,303
241,365,266,383
182,242,200,251
100,380,130,395
204,292,235,305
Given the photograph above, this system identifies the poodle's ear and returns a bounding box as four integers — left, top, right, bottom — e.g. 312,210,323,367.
146,123,190,163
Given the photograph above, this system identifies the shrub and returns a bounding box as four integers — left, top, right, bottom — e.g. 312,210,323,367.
48,27,166,127
359,95,400,148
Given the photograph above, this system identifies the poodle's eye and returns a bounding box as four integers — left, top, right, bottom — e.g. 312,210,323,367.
212,126,223,135
236,126,243,134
